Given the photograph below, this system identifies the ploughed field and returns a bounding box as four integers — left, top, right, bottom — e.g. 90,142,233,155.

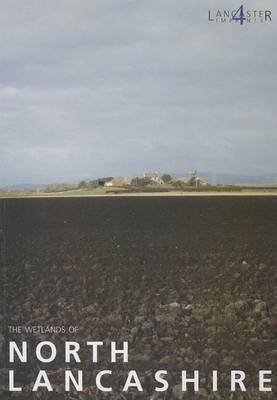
1,197,277,399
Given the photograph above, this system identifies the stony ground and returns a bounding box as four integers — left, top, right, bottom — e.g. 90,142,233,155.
1,197,277,399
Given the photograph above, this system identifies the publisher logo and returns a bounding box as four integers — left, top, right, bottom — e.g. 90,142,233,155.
208,5,272,25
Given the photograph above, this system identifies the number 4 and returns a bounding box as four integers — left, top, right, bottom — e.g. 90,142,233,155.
232,5,246,25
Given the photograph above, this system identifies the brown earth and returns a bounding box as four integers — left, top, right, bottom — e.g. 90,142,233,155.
1,196,277,399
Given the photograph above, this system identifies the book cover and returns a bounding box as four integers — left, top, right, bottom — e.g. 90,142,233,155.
0,1,276,399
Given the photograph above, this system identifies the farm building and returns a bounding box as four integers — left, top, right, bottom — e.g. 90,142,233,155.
143,172,164,184
104,177,127,187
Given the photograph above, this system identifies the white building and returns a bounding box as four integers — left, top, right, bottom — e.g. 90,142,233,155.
143,172,164,184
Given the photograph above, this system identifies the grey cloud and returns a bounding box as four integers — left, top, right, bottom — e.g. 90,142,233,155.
0,0,276,184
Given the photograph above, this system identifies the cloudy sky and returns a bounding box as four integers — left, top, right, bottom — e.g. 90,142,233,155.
0,0,276,184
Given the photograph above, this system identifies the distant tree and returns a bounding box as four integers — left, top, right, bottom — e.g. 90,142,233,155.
131,177,151,186
78,180,88,189
161,174,173,184
131,177,138,186
88,180,99,188
97,177,113,186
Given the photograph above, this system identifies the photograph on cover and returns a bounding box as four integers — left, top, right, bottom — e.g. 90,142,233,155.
0,1,276,399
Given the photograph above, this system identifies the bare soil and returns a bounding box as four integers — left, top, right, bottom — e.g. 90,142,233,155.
1,197,277,399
